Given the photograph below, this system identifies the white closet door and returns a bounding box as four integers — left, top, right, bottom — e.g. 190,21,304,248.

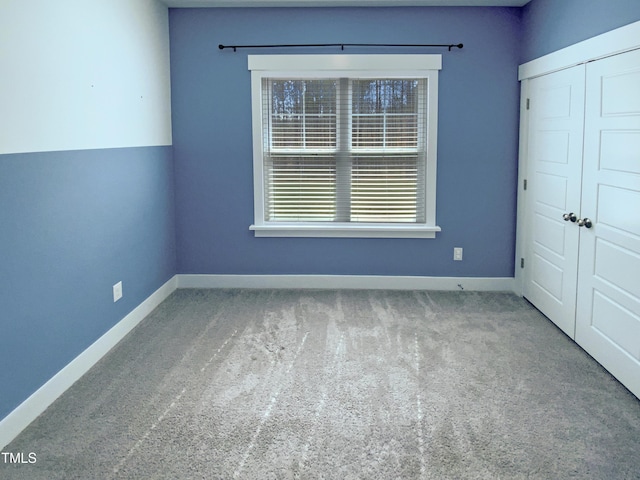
523,65,585,338
576,48,640,398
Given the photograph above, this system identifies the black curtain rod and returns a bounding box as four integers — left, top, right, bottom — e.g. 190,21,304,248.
218,43,463,52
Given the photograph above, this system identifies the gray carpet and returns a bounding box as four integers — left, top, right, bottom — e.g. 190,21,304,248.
2,289,639,479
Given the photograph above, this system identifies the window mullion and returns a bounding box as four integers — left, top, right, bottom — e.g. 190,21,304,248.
335,77,351,222
302,82,307,149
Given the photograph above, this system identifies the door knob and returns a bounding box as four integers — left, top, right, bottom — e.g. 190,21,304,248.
563,213,577,222
577,218,593,228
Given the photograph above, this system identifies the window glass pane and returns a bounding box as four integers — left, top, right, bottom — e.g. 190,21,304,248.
352,79,421,150
265,155,337,221
268,79,337,150
351,154,423,223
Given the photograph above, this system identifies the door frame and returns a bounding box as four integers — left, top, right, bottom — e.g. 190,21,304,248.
514,20,640,296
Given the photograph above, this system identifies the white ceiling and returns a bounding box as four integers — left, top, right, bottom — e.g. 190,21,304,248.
162,0,532,7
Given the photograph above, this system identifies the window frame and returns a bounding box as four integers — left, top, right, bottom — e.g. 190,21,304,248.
248,54,442,238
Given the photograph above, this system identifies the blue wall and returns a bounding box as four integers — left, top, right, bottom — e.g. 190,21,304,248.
0,146,176,420
170,7,522,277
521,0,640,63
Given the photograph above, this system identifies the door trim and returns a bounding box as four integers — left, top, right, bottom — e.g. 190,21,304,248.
519,20,640,81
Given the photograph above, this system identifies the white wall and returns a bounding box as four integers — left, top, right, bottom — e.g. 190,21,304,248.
0,0,172,154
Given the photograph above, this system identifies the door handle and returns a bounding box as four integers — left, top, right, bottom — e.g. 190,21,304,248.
563,213,577,222
577,218,593,228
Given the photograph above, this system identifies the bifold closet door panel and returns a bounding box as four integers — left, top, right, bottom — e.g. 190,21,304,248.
576,48,640,399
523,65,585,338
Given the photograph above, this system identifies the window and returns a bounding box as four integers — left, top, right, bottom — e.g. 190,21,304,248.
249,55,441,238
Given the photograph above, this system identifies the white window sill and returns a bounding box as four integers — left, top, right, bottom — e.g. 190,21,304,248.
249,223,441,238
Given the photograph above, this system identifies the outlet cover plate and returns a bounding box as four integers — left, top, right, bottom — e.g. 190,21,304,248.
113,281,123,302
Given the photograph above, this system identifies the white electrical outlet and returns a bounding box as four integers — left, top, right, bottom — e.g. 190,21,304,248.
113,281,123,302
453,247,463,261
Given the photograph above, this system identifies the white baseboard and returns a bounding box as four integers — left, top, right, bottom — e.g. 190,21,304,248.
0,276,178,450
177,274,515,292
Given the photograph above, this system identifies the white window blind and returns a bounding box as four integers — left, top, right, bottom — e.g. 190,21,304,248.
262,78,427,223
